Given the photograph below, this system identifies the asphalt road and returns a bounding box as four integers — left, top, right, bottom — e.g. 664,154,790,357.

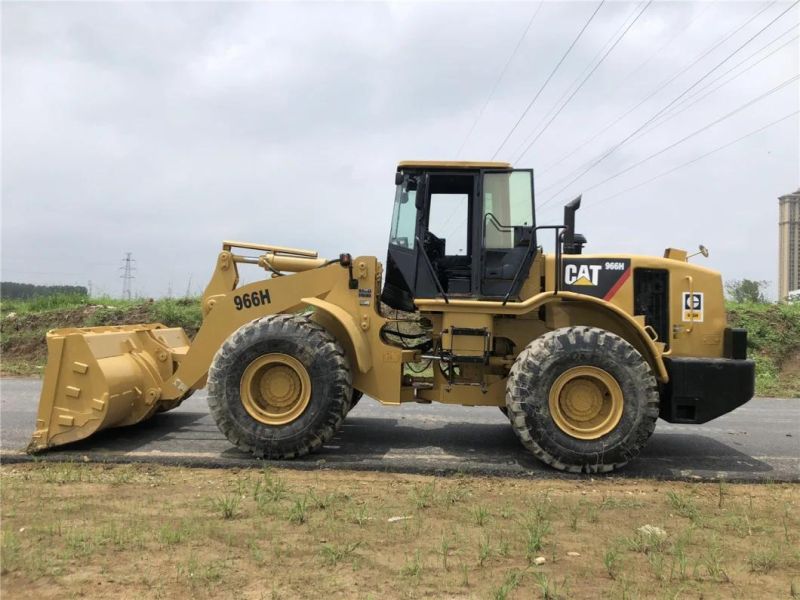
1,377,797,481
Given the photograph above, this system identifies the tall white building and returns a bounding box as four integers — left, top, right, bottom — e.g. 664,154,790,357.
779,188,800,300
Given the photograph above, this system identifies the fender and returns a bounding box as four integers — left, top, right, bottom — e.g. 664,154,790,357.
533,292,668,383
302,297,373,374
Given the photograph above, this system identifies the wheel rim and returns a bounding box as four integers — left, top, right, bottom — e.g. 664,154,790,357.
240,353,311,425
548,366,623,440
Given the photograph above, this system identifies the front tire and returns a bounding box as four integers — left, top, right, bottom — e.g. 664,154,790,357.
207,314,352,459
506,326,659,473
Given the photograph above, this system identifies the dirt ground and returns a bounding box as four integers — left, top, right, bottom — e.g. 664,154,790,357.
1,463,798,599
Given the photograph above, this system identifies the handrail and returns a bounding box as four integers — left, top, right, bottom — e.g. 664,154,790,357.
502,224,564,306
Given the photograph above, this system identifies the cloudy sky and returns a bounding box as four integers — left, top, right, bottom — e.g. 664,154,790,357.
2,1,798,299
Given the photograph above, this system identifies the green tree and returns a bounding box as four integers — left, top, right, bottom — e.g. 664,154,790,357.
725,279,768,303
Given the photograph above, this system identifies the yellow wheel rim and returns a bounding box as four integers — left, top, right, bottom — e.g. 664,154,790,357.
240,354,311,426
548,366,623,440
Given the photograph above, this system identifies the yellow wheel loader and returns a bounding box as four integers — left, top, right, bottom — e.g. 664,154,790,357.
28,161,755,473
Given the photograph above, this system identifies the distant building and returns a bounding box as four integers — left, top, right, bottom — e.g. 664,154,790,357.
778,187,800,300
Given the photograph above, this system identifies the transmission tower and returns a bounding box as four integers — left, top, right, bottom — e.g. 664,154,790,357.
120,252,136,299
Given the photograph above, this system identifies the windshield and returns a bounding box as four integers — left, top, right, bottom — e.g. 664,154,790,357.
389,181,417,249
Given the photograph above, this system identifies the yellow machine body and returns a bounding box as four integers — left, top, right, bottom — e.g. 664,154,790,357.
28,162,751,455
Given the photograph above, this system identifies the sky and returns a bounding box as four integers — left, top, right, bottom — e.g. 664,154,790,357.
2,1,798,299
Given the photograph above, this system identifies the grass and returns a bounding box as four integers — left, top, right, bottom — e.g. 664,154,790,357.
727,300,800,396
0,294,202,375
1,465,798,598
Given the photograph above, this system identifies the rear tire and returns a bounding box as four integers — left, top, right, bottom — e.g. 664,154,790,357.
506,326,659,473
207,314,351,459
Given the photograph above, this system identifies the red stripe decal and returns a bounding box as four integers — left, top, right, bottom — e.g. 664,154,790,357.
603,268,631,301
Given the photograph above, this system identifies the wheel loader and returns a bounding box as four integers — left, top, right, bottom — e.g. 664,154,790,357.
28,161,755,473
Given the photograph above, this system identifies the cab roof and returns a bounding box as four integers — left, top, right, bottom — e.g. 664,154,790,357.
397,160,512,170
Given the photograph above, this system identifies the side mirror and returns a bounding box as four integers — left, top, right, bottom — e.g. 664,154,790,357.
395,172,404,186
688,244,710,260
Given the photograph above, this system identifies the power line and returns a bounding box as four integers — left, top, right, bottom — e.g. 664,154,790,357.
536,0,779,183
509,0,646,161
515,0,653,164
491,0,606,160
455,1,544,158
646,21,799,129
540,0,799,205
579,109,800,212
619,0,716,84
541,74,798,204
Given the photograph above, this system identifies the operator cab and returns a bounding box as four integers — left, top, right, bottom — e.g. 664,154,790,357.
382,161,537,311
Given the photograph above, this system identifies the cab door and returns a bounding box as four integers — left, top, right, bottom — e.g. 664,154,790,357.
479,169,536,298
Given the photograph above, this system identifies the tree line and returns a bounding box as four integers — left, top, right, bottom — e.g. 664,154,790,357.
0,282,88,300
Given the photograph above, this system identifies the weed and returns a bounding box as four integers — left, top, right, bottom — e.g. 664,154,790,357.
249,540,266,566
473,505,489,526
601,495,645,510
1,531,21,574
401,549,422,580
441,485,467,505
320,542,360,565
493,570,522,600
568,502,580,531
603,545,621,580
478,536,492,567
410,482,435,509
702,541,729,582
648,552,666,581
176,556,225,587
288,497,308,525
626,527,667,554
497,536,510,557
213,494,241,520
350,505,370,526
525,518,551,563
533,571,567,600
587,504,600,524
670,539,690,581
529,491,553,522
499,503,514,520
110,465,136,485
438,536,452,571
254,471,287,505
158,522,191,546
749,546,780,573
667,490,700,522
460,562,470,587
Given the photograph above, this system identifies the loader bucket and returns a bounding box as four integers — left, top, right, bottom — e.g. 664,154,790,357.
27,324,191,452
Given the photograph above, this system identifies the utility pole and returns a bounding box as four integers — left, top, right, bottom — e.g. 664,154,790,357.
87,280,93,298
120,252,136,300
